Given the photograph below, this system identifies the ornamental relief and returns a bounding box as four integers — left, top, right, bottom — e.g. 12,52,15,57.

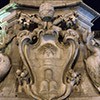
0,1,99,100
17,29,79,99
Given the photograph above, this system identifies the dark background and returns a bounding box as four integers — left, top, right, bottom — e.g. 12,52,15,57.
0,0,100,30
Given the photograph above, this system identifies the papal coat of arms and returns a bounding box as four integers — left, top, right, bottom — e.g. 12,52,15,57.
0,0,100,100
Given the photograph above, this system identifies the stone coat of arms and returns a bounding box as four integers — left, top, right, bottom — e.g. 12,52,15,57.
0,1,99,100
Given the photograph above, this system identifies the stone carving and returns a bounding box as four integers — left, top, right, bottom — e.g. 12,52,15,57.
39,3,55,20
0,1,99,100
16,68,31,93
39,69,58,99
0,53,11,82
14,3,81,99
85,32,100,92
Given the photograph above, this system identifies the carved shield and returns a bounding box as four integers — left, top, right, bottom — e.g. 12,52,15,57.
18,30,79,100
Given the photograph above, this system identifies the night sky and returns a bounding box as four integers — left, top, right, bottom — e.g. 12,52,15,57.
0,0,100,30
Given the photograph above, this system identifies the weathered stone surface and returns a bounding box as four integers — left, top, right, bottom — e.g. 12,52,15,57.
10,0,81,7
0,0,100,100
0,97,100,100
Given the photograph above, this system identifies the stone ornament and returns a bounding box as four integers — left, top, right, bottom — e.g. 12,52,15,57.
0,53,11,82
39,3,55,20
15,3,81,99
85,32,100,92
0,1,99,100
